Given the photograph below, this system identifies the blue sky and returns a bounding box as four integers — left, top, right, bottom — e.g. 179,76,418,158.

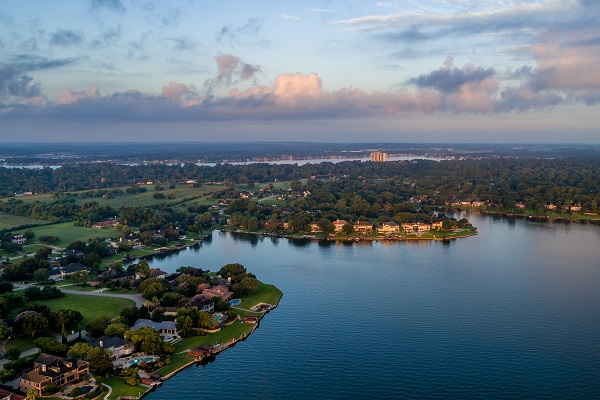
1,0,599,143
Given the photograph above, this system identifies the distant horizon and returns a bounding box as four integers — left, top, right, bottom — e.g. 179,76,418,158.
1,1,600,143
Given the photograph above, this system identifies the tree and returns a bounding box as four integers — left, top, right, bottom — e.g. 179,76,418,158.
342,223,354,235
16,311,49,337
70,270,89,285
32,268,49,283
176,315,193,337
51,309,83,343
86,316,112,338
442,219,458,231
123,367,140,386
104,322,128,338
5,347,21,361
0,321,10,340
119,306,140,326
34,337,68,356
26,388,39,400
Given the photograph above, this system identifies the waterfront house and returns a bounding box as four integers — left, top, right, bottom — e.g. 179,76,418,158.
88,336,134,359
309,222,321,233
131,319,178,336
188,294,215,313
376,222,400,234
18,354,89,396
431,221,443,230
149,268,168,279
353,221,373,233
515,202,526,209
202,285,233,302
332,219,347,233
401,222,431,233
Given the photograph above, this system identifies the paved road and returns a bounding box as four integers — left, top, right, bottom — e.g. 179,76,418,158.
12,283,146,308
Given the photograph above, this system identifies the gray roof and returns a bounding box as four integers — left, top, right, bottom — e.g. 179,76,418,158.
88,336,131,349
132,319,176,331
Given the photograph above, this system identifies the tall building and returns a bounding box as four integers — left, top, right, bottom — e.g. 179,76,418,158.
370,151,387,162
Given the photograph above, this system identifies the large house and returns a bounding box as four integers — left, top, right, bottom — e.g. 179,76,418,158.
202,285,233,302
401,222,431,233
188,294,215,313
353,221,373,233
376,222,400,234
131,319,178,336
332,219,348,233
0,388,25,400
59,263,87,279
91,220,119,229
11,235,26,245
88,336,134,359
309,222,321,233
18,354,89,396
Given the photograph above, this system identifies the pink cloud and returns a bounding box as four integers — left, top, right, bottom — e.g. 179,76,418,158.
57,86,100,104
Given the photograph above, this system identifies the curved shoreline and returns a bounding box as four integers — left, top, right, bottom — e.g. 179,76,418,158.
127,291,283,400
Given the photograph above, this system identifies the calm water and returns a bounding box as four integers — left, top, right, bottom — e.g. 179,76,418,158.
145,213,600,399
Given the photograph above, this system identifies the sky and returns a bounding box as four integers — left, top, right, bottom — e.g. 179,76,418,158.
1,0,600,143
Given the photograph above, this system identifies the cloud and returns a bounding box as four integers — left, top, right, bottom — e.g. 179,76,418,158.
57,86,100,105
204,54,262,92
165,37,196,51
50,30,83,46
408,56,496,93
310,9,335,15
90,0,125,13
376,2,394,8
281,14,300,21
216,18,262,46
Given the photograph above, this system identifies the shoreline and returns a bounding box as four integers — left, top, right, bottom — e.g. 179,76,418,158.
125,291,283,400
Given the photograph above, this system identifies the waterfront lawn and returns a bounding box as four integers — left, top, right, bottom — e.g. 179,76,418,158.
17,222,116,248
103,376,147,400
237,282,282,309
0,212,48,230
40,293,135,326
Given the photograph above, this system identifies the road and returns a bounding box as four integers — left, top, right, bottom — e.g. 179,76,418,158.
12,283,146,308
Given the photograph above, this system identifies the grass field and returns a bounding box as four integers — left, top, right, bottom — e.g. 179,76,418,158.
0,212,48,230
103,376,147,400
16,222,116,248
40,293,135,327
5,332,55,352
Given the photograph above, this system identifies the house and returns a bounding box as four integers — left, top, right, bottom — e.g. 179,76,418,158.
515,202,526,209
570,205,582,212
188,294,215,313
91,220,119,229
545,203,557,210
376,222,400,234
309,222,321,233
131,319,178,336
11,235,26,245
106,245,119,255
145,268,167,279
202,285,233,302
401,222,431,233
18,353,89,396
89,269,134,287
353,221,373,233
332,219,347,233
59,263,87,278
431,221,443,230
88,336,134,359
0,389,25,400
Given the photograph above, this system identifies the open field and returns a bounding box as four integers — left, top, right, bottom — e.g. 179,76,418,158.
38,293,135,327
2,184,227,208
5,332,55,352
103,376,147,400
0,212,48,230
16,222,116,248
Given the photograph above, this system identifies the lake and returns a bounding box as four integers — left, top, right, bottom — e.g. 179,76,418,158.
145,213,600,399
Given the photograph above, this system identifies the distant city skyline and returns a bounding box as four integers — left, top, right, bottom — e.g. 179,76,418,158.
1,0,599,143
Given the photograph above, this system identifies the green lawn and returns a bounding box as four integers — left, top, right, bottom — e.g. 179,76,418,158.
103,376,147,400
5,332,54,352
40,293,135,326
235,282,282,310
17,222,116,248
0,212,48,230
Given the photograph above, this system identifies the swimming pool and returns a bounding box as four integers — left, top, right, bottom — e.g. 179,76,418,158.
230,299,241,306
128,356,156,365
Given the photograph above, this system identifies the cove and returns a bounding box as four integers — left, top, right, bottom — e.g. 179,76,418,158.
145,213,600,399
